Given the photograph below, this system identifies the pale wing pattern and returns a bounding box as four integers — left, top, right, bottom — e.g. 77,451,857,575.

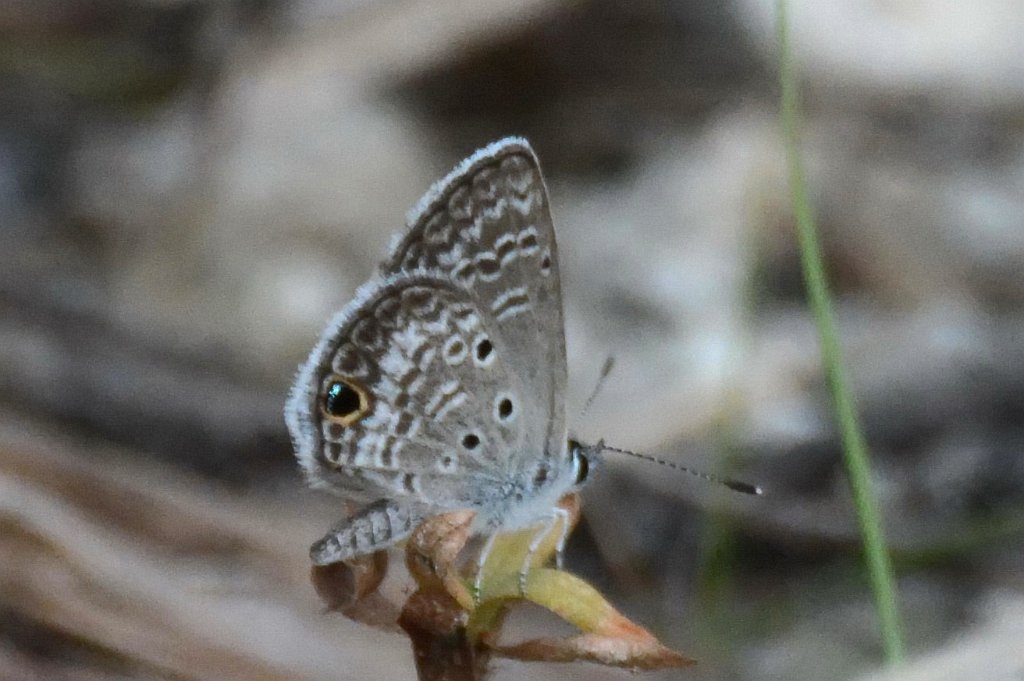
285,273,532,512
380,138,568,475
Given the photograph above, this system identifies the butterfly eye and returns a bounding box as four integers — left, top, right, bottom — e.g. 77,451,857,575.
321,377,372,426
574,451,590,485
567,439,589,484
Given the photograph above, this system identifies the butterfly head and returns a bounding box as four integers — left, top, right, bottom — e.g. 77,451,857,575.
567,438,603,490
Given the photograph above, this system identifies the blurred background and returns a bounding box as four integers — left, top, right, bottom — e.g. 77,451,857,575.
2,1,1023,679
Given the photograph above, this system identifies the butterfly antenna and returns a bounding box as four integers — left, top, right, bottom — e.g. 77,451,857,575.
599,443,763,496
580,356,616,420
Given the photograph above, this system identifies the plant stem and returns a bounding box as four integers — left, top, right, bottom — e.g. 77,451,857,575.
775,0,906,664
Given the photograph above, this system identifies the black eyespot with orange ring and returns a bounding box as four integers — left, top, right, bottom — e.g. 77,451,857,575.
320,376,372,426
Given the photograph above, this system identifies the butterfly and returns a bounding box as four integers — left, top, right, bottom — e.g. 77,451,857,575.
285,138,594,571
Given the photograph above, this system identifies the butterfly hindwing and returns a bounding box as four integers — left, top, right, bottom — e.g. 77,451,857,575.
286,272,535,511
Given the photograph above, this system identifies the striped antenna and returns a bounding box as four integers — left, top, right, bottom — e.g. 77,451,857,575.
599,443,763,496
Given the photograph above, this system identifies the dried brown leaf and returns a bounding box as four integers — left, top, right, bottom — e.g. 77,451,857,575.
311,551,401,630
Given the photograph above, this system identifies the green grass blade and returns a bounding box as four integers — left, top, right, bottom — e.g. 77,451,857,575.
775,0,906,664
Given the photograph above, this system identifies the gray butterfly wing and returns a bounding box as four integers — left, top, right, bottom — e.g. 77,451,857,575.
381,138,569,478
285,272,539,514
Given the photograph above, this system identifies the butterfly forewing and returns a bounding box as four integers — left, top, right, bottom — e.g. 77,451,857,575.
381,139,569,476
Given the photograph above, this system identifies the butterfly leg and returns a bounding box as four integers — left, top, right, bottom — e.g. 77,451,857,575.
310,499,419,565
551,505,571,570
472,532,499,603
518,506,570,594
